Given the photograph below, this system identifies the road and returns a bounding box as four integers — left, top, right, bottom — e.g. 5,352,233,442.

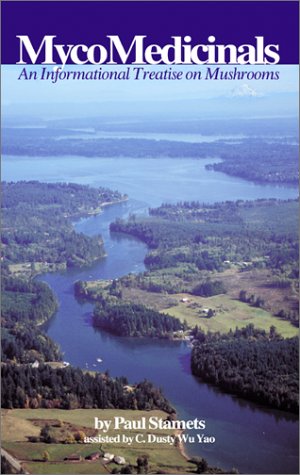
1,447,29,474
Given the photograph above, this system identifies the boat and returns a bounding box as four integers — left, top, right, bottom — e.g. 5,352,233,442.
96,358,103,363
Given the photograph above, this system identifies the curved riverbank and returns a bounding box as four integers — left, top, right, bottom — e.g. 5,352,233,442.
38,200,298,474
4,154,299,474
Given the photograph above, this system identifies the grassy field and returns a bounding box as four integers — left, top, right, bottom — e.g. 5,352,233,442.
2,409,191,474
162,293,298,338
240,200,299,235
217,268,299,316
8,261,66,278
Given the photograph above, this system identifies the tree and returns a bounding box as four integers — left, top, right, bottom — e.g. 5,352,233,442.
121,466,134,474
269,325,277,339
137,455,149,474
207,309,214,318
196,458,208,473
42,451,50,462
56,419,63,428
74,431,86,443
40,424,52,443
189,457,208,474
65,432,75,444
239,290,247,302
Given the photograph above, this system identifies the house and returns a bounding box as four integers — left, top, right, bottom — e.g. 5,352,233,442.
85,452,101,461
31,360,39,368
181,298,189,303
64,454,82,462
103,453,115,463
114,456,126,465
124,385,134,393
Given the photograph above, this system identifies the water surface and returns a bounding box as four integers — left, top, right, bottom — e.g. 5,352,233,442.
3,154,299,474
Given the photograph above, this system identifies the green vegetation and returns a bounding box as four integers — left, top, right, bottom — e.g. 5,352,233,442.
191,325,299,413
1,181,125,365
1,364,174,413
192,280,226,297
163,294,298,338
205,140,298,185
1,275,61,364
2,409,192,474
1,181,177,435
93,300,185,338
76,277,298,338
74,197,298,411
2,276,57,327
110,199,299,327
111,200,299,281
2,181,125,268
4,125,298,184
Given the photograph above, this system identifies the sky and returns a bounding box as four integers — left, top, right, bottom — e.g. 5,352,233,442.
2,64,299,106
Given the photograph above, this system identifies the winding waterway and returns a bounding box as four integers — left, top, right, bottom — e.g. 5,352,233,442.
3,155,299,474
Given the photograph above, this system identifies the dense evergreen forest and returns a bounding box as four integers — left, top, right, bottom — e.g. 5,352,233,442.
205,140,298,185
1,184,175,412
1,364,174,413
1,275,61,363
2,276,57,326
1,181,175,415
1,181,125,363
111,199,299,275
2,181,125,268
191,325,299,413
93,299,185,338
3,126,298,184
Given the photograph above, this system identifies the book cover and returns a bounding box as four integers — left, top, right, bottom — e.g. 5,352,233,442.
1,1,299,474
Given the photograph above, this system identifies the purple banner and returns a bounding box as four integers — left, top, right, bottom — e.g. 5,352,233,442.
1,1,299,65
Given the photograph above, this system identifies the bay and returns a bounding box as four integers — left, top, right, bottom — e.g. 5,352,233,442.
3,154,298,473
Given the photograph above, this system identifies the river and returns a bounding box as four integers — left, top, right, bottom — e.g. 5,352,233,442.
3,154,299,474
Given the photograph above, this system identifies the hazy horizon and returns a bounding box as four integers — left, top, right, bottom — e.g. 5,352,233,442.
2,64,298,122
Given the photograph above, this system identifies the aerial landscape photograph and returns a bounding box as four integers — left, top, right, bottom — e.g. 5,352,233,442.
1,61,299,475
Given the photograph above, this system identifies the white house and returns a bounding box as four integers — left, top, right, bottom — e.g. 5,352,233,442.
114,456,126,465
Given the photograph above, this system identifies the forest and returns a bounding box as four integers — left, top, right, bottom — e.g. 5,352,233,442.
2,181,125,267
109,199,299,329
191,325,299,413
1,179,299,424
111,199,299,276
93,299,185,338
1,364,174,413
1,180,178,418
1,275,61,364
2,276,58,327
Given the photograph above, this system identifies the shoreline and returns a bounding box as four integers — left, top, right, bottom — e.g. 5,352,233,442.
175,429,190,462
